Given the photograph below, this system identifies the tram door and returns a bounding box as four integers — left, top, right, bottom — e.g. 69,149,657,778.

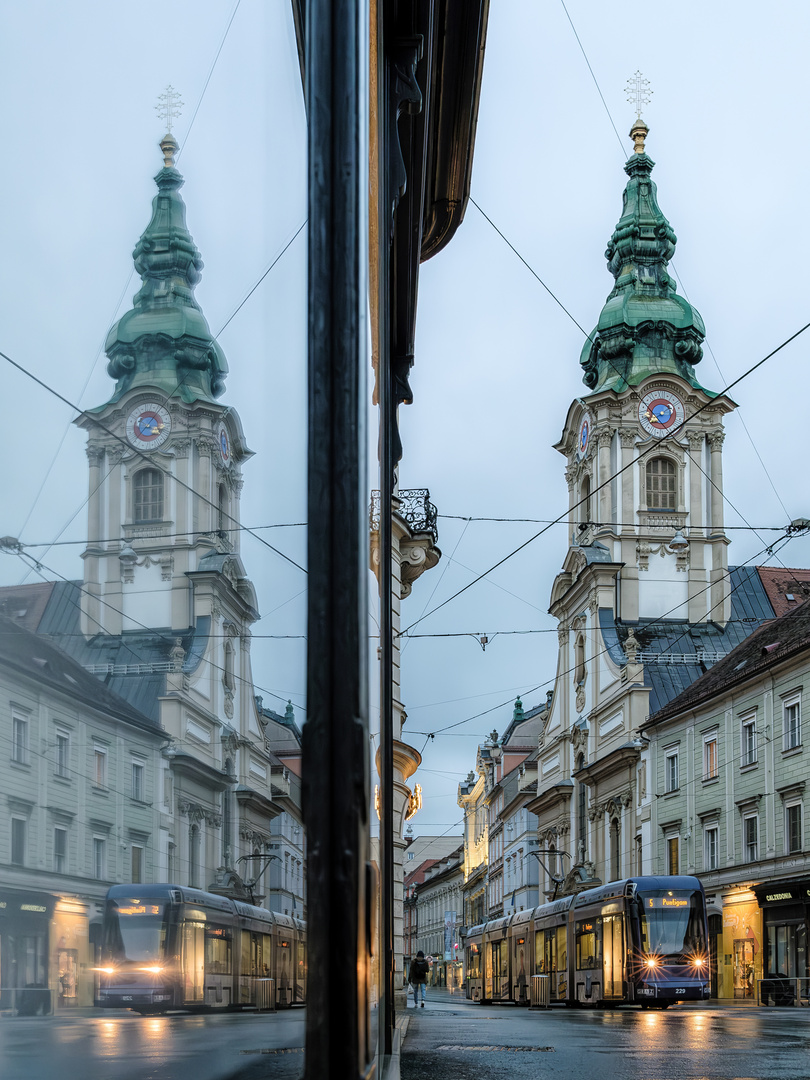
182,921,204,1003
555,925,567,1000
602,915,624,1000
491,939,508,999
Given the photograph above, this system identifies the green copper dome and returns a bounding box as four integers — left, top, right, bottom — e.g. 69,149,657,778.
580,124,708,394
102,135,227,405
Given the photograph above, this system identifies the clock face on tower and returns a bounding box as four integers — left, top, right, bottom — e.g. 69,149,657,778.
217,422,231,465
126,403,172,450
638,390,685,438
576,414,591,460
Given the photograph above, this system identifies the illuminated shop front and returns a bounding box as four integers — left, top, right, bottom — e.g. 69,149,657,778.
753,880,810,987
717,889,762,1000
0,890,93,1013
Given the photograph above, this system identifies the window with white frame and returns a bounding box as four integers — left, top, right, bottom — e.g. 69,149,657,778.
55,729,70,778
93,836,106,879
703,733,718,780
54,827,67,874
783,695,802,751
703,825,719,871
665,748,679,792
11,817,26,865
741,716,757,767
786,802,803,855
12,714,28,764
94,745,107,788
131,760,145,802
131,843,144,884
744,815,758,862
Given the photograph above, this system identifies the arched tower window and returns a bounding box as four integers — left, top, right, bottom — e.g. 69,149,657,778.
218,483,229,534
223,641,235,692
580,475,591,523
574,633,585,686
646,458,676,510
133,468,164,523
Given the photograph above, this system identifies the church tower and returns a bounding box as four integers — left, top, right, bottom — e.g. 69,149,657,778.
554,114,735,629
74,130,283,894
529,109,746,894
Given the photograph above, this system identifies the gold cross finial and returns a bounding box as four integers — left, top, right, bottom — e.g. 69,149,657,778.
625,71,652,120
156,85,184,134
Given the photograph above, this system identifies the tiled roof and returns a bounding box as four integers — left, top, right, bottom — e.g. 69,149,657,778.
646,599,810,725
600,565,777,716
0,614,159,731
756,567,810,617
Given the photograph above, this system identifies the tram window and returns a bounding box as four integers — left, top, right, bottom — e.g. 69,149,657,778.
557,925,567,973
576,919,601,969
466,944,480,979
205,924,232,974
535,930,545,973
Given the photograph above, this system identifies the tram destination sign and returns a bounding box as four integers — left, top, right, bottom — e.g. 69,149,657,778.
644,896,689,909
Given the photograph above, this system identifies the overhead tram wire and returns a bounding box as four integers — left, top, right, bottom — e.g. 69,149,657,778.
558,0,796,530
398,321,810,639
12,546,306,715
0,348,307,576
13,1,244,551
407,530,798,742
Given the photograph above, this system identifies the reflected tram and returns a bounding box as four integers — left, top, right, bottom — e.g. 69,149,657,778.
97,884,305,1013
464,876,710,1008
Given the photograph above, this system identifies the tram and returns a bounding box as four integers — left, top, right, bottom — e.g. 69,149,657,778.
97,884,305,1013
464,876,710,1008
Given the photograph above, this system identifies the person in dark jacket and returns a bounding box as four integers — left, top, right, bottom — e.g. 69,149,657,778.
408,950,429,1008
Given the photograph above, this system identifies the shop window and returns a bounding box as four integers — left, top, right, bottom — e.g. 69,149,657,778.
703,825,718,871
783,696,802,751
741,716,757,767
786,802,803,854
665,749,679,792
133,468,163,524
646,458,676,510
703,734,718,780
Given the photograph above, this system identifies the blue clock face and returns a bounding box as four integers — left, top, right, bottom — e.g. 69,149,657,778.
218,423,230,464
577,416,590,459
126,403,171,449
638,390,685,438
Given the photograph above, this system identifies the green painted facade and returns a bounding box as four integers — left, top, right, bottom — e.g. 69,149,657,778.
580,137,710,395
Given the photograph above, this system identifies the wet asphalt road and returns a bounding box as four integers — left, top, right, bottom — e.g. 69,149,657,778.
0,1008,305,1080
401,990,810,1080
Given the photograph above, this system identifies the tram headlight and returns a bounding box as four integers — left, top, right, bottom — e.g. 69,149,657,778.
644,956,659,970
95,967,116,975
142,966,165,975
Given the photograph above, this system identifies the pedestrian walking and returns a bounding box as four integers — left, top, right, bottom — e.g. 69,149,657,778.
408,951,429,1008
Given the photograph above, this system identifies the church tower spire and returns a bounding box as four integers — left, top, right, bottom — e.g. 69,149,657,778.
103,132,227,405
579,120,707,395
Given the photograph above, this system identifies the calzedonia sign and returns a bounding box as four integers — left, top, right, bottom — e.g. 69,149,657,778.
756,882,810,905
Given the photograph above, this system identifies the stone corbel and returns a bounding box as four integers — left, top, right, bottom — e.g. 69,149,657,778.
399,535,440,598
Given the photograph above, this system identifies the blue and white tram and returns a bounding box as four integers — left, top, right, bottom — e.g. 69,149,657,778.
97,884,306,1014
464,876,710,1009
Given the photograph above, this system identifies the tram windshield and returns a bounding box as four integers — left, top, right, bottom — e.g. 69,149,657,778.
103,899,168,962
635,889,706,961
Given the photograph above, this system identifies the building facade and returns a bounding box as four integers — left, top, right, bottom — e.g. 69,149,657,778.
642,598,810,1000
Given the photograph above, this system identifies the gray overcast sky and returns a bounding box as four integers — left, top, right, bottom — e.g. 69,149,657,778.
2,0,809,838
